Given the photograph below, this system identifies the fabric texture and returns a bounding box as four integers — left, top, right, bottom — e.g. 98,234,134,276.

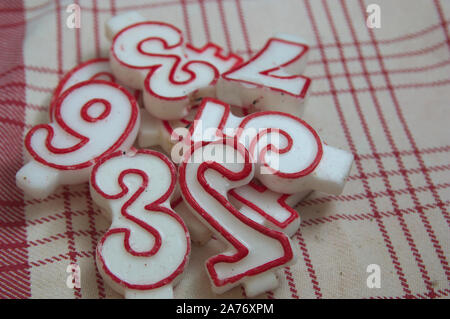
0,0,449,299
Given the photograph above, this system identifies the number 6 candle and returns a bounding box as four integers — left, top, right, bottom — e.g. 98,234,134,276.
16,80,140,199
184,98,354,195
91,149,190,298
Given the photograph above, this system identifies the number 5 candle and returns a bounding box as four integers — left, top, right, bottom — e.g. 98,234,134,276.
179,139,297,296
109,20,219,120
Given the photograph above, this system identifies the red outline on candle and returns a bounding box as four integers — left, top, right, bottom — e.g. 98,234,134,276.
158,40,244,139
179,138,294,288
92,149,190,290
171,181,300,241
25,80,139,170
185,42,244,70
80,98,111,123
111,21,219,102
49,58,114,120
142,60,219,101
228,181,299,231
222,37,312,99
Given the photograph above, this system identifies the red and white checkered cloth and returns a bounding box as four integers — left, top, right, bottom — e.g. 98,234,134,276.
0,0,449,299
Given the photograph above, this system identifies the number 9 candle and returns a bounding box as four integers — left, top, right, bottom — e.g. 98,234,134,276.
16,80,140,199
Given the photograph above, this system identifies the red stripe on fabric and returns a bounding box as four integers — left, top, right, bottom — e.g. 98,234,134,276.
24,208,99,229
303,0,412,296
62,187,81,298
217,0,233,51
0,0,31,299
55,0,63,76
309,40,447,65
84,186,106,298
295,230,322,298
110,0,116,16
24,190,86,207
180,0,193,43
234,0,251,55
434,0,450,52
23,251,95,268
0,277,28,298
310,58,450,81
199,0,211,42
347,163,450,182
300,201,450,228
357,145,450,161
283,267,300,299
310,78,450,96
25,229,96,248
92,0,101,58
299,182,450,209
0,81,53,92
235,39,449,65
370,288,450,299
75,0,81,64
0,271,30,293
0,1,50,12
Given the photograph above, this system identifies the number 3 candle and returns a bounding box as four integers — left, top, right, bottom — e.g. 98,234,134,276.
91,149,190,298
16,80,140,199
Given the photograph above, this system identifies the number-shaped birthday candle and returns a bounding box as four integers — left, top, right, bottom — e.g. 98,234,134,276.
217,35,311,117
185,98,353,195
16,80,140,199
110,21,219,120
91,149,190,299
179,139,297,296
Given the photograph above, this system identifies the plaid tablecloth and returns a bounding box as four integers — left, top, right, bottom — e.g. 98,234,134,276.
0,0,449,299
